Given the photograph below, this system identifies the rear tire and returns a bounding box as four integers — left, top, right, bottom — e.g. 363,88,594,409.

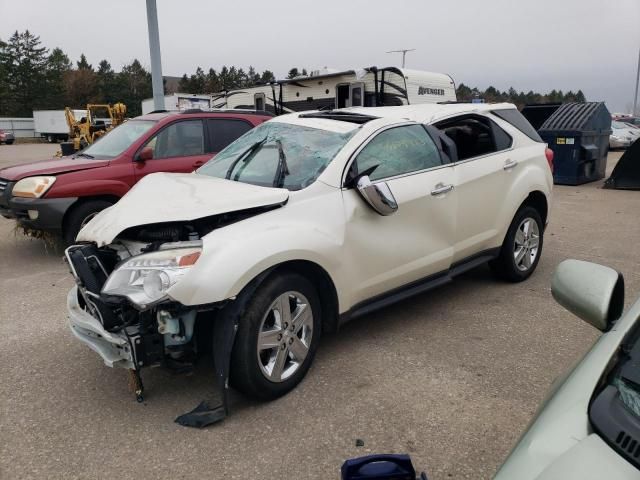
490,205,543,282
230,272,321,401
63,200,113,245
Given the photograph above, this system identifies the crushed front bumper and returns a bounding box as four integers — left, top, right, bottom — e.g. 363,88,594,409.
67,286,135,369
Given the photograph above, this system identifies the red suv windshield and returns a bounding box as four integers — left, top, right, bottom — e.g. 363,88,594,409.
81,120,156,159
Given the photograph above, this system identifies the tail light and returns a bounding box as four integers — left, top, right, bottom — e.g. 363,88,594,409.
545,147,554,173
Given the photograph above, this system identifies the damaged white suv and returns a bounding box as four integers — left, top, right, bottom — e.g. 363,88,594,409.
66,104,553,426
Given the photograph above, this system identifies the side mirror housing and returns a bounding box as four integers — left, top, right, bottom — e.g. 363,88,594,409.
551,259,624,332
356,175,398,216
137,146,153,162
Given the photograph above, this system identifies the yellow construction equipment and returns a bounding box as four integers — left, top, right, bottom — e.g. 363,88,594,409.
63,103,127,153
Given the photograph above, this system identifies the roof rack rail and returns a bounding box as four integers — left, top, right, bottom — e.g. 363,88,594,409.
208,108,275,117
148,109,169,114
298,110,379,124
179,108,275,117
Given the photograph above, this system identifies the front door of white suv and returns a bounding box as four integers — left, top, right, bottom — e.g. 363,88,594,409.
435,114,515,262
341,123,457,306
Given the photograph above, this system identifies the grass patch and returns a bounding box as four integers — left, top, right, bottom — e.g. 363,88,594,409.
12,222,64,253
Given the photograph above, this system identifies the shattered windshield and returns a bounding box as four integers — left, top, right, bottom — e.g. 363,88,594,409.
197,121,357,190
611,332,640,417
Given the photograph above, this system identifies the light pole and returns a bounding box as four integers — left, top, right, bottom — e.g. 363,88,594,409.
146,0,165,111
633,46,640,116
386,49,416,68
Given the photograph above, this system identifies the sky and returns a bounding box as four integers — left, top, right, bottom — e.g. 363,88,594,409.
1,0,639,113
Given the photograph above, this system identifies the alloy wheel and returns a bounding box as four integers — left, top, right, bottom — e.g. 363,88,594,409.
256,291,314,382
513,217,540,271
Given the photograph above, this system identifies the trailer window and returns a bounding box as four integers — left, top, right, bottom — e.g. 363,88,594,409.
254,93,266,111
351,84,363,107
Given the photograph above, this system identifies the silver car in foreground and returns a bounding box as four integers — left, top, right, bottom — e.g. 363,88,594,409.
495,259,640,479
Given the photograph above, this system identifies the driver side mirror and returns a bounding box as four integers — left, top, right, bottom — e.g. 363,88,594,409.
356,175,398,216
551,259,625,332
137,146,153,162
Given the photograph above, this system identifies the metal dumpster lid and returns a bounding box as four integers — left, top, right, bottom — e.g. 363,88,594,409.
539,102,609,131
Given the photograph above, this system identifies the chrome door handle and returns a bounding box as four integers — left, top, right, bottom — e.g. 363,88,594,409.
503,159,518,170
431,183,454,195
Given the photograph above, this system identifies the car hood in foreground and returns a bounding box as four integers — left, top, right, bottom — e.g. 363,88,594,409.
494,295,640,479
527,434,639,479
77,172,290,246
0,156,109,181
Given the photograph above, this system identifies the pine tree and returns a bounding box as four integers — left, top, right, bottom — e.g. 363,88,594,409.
1,30,49,116
76,53,93,71
43,47,71,108
0,38,9,115
96,59,119,104
260,70,275,83
118,59,151,116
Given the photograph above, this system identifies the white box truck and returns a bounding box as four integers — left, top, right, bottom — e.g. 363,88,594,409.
33,109,84,143
141,93,212,115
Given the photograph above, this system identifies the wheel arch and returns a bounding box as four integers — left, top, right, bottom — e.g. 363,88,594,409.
250,260,341,335
62,195,120,232
521,190,548,226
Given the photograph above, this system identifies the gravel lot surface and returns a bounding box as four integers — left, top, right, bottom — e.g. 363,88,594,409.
1,144,638,479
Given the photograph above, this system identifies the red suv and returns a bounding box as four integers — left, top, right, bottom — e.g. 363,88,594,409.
0,110,271,243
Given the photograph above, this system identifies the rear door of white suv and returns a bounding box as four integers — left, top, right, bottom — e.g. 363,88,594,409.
434,113,515,262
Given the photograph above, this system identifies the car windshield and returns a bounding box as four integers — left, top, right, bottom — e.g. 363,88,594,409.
79,120,156,159
611,331,640,418
197,121,357,190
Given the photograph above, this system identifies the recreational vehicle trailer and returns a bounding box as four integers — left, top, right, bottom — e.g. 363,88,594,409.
212,66,456,115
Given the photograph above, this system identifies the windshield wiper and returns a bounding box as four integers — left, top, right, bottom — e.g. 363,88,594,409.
273,139,289,188
75,152,94,159
225,137,267,180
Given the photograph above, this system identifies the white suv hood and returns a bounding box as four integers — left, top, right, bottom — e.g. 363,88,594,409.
77,172,289,246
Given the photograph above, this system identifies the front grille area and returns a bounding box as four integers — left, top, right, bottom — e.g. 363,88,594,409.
0,178,8,193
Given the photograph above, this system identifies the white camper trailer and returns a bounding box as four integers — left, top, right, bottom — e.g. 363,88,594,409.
141,93,213,114
213,67,456,115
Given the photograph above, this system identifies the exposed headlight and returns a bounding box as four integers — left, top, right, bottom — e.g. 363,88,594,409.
12,176,56,198
102,243,202,308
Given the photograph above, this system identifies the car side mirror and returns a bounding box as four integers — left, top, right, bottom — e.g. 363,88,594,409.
137,146,153,162
356,175,398,216
551,259,624,332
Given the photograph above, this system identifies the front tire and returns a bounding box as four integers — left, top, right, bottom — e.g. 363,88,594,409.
63,200,113,245
230,272,321,400
490,205,543,282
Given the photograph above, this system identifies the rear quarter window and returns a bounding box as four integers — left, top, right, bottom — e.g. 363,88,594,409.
207,118,254,152
492,109,543,142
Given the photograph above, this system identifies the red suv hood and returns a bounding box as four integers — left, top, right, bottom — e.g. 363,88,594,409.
0,156,109,181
